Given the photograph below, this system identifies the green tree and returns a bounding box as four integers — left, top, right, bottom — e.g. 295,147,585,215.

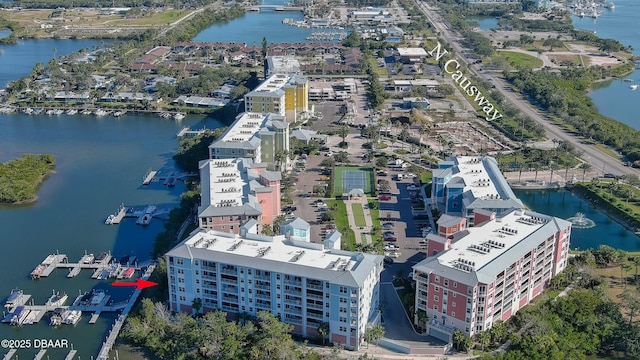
476,331,490,351
318,322,330,345
192,297,203,316
453,330,472,352
365,324,385,347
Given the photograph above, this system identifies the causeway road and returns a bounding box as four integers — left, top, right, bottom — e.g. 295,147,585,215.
413,0,639,179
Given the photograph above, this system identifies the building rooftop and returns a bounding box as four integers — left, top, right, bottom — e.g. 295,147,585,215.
397,47,428,57
448,157,524,210
416,210,571,284
248,73,306,95
266,56,302,76
166,228,382,287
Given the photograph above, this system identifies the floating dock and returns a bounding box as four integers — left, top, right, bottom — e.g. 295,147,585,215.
31,252,111,279
34,349,47,360
105,205,127,225
2,349,16,360
142,170,158,185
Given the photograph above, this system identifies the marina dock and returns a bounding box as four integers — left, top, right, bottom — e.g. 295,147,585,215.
2,349,16,360
31,252,112,279
34,349,47,360
105,204,127,225
142,170,158,185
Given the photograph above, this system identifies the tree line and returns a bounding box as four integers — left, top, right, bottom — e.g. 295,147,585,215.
0,154,55,204
505,66,640,161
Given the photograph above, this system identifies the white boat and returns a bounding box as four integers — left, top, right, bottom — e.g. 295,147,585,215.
66,109,78,115
49,314,62,326
10,306,29,326
22,310,39,325
94,109,108,116
23,107,33,114
81,109,93,115
173,112,185,121
45,291,68,307
631,84,638,90
53,109,64,115
4,288,25,309
46,109,56,115
62,310,82,325
105,214,115,224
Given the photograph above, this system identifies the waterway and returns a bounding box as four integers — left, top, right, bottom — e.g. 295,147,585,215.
0,112,228,358
570,0,640,130
515,189,640,251
193,0,344,44
466,16,499,31
0,39,103,88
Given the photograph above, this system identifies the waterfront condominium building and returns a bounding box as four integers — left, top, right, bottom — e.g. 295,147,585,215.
209,112,289,165
431,156,524,225
412,209,571,342
198,158,281,233
244,73,309,122
165,229,383,349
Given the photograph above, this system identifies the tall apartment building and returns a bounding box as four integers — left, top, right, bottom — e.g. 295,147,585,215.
412,209,571,342
198,158,281,233
431,156,524,225
209,112,289,165
165,229,383,349
244,73,309,122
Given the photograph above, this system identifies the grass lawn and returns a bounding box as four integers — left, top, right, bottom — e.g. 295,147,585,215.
352,203,366,227
368,199,382,243
327,199,355,251
368,57,388,77
332,166,374,197
497,51,544,69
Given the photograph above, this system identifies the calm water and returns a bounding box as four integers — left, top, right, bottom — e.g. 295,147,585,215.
0,29,10,39
466,16,498,30
515,189,640,251
194,0,344,44
0,39,103,88
571,0,640,130
0,113,228,357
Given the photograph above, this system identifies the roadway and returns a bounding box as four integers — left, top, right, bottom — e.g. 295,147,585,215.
413,0,640,179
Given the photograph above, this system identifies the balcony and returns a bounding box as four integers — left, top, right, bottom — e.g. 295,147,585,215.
220,268,238,276
284,279,303,287
285,307,303,315
306,283,323,291
255,283,270,291
306,293,323,301
306,302,323,311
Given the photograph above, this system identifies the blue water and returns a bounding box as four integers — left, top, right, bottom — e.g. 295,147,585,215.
466,16,498,30
0,112,228,358
0,29,10,38
571,0,640,130
0,39,103,88
515,189,640,251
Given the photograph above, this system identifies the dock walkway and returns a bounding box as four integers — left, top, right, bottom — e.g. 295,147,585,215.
31,252,113,279
97,264,156,360
34,349,47,360
2,349,16,360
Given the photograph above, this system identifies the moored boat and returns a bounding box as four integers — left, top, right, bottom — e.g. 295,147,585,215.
45,291,68,307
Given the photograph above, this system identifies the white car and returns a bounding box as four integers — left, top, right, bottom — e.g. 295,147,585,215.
407,184,419,191
385,244,398,251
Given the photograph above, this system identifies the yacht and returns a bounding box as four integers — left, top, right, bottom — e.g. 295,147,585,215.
94,109,108,116
49,308,64,326
63,310,82,325
173,112,185,121
630,84,638,90
53,109,64,115
45,291,68,307
23,107,33,114
66,109,78,115
4,288,25,309
81,109,93,115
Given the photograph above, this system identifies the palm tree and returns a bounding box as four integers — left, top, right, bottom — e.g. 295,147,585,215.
476,331,490,351
192,297,202,316
317,322,330,345
339,124,349,147
581,162,592,182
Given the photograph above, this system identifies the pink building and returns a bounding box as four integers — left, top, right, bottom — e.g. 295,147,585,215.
198,158,281,234
413,209,571,342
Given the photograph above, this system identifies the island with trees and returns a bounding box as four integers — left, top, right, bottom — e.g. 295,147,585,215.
0,154,55,204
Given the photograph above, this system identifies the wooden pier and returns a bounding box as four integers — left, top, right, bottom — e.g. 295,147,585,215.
105,205,127,225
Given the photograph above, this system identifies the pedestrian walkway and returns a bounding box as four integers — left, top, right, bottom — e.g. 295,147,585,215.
344,195,374,245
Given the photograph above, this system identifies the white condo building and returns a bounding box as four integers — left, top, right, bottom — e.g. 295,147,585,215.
166,229,383,349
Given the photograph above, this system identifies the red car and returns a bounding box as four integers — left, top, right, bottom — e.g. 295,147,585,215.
384,235,397,242
379,195,391,201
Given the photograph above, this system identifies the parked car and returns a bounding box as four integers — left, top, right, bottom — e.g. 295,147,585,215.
382,222,394,228
383,256,394,265
377,170,388,176
384,235,397,242
385,244,399,251
379,195,391,201
407,184,419,191
383,231,395,237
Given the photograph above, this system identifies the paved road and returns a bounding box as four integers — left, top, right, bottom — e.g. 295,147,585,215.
414,0,640,180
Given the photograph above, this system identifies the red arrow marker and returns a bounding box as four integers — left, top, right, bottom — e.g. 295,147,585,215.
112,278,158,290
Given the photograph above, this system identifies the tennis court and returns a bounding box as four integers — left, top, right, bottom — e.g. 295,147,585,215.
333,167,374,196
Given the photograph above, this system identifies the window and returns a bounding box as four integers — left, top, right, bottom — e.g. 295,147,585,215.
435,276,440,283
340,286,348,294
434,305,438,311
434,295,439,301
452,302,456,307
444,279,449,286
452,293,457,298
434,286,440,292
453,281,458,288
177,258,184,265
339,317,347,323
178,287,185,292
339,326,347,332
177,269,184,274
340,297,347,303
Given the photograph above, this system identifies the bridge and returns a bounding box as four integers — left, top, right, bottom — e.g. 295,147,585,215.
247,4,304,11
